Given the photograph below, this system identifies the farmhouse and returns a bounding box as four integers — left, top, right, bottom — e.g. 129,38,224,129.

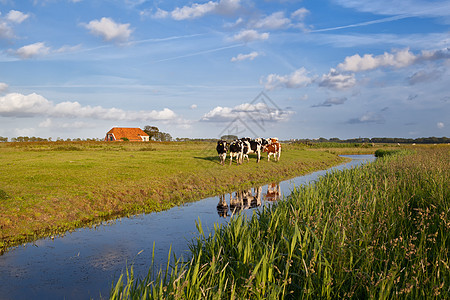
105,127,150,142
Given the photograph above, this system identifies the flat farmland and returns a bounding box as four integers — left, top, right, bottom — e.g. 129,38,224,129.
0,141,344,251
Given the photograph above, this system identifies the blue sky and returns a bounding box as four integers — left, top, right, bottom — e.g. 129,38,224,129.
0,0,449,140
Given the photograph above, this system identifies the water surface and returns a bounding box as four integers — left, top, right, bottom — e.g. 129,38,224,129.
0,155,375,299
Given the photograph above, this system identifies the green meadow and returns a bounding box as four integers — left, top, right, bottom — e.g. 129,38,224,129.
110,146,449,299
0,141,345,251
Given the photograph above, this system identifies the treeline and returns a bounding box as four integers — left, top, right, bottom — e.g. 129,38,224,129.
1,135,448,144
0,136,103,142
294,136,449,144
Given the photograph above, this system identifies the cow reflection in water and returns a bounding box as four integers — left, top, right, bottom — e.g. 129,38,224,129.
217,186,262,217
264,183,281,202
217,194,229,217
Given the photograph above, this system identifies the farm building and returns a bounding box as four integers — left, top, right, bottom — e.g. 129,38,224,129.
105,127,150,142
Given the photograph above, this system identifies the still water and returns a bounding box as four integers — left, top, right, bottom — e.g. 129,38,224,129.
0,155,375,300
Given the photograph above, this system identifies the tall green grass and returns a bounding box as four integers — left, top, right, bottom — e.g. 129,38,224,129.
110,147,449,299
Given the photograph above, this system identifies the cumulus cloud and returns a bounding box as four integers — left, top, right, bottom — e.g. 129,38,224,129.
201,102,294,122
230,29,269,43
251,11,291,30
312,97,347,107
150,8,169,19
262,67,314,90
6,10,30,24
319,68,356,90
247,8,309,31
157,0,242,20
0,21,14,39
231,51,259,62
10,42,81,59
14,42,50,59
84,17,133,43
171,1,218,20
338,48,450,72
0,82,8,93
0,10,29,40
0,92,177,121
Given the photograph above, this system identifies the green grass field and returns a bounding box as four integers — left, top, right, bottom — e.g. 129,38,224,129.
0,141,345,251
110,145,449,299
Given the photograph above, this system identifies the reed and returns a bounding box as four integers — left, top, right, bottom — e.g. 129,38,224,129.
110,146,449,299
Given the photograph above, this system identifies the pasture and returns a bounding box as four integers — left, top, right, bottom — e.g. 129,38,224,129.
0,141,344,251
111,145,449,299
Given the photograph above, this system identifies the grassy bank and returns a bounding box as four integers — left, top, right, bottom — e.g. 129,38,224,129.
0,141,345,252
110,146,449,299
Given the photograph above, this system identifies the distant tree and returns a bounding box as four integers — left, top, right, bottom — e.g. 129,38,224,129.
221,135,238,141
143,126,160,140
0,136,7,142
153,132,172,142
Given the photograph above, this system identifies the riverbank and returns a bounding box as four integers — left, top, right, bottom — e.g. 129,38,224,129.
111,145,449,299
0,141,345,252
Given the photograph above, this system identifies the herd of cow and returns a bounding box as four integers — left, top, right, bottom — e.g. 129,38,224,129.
216,137,281,165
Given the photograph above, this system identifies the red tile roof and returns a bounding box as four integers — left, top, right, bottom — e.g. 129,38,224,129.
105,127,149,141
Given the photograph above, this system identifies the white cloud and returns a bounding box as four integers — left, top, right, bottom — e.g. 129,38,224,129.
338,48,450,72
0,10,29,40
291,8,310,21
0,92,177,121
168,0,241,20
190,104,198,109
338,48,416,72
84,17,133,43
201,102,294,122
6,10,29,24
231,51,259,62
0,82,8,93
437,122,445,129
14,42,50,59
0,21,14,39
319,68,356,90
171,1,218,20
229,29,269,43
10,42,81,59
262,67,314,90
216,0,241,15
151,8,169,19
251,11,291,30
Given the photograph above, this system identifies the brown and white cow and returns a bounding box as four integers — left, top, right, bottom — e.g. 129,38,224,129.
263,138,281,161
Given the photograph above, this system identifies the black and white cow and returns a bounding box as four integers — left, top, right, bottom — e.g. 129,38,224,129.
241,138,263,162
229,140,244,165
216,140,228,165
